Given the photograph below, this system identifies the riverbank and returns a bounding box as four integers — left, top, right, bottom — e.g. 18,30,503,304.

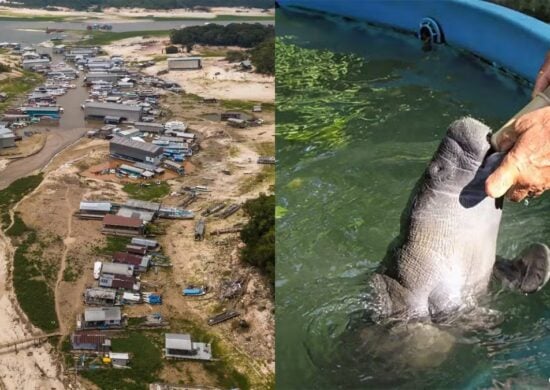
0,5,274,21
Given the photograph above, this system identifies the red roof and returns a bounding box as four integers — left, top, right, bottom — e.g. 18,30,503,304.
103,214,142,228
71,331,108,348
113,252,143,266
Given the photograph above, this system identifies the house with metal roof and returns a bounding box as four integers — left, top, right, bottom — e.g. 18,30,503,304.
99,274,140,291
117,207,155,222
0,127,15,148
108,352,130,368
79,201,112,219
81,307,122,329
101,262,135,277
134,122,165,134
85,102,142,122
84,287,118,305
71,331,111,351
131,237,158,249
164,333,212,360
102,214,144,236
110,136,163,165
113,252,150,273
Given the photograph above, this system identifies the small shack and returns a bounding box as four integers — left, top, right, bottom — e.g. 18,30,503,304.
227,118,247,128
164,333,212,360
108,352,130,368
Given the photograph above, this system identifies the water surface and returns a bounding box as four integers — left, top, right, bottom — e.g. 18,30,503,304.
276,9,550,389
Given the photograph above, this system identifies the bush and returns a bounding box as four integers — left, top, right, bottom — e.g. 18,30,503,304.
240,193,274,284
0,63,10,73
226,50,248,63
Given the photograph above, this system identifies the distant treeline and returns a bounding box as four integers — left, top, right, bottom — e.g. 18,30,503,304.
16,0,272,10
170,23,274,48
488,0,550,22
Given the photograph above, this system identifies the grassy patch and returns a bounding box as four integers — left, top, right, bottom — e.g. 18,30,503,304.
13,230,58,332
254,141,275,156
0,71,44,114
0,14,67,21
151,54,167,62
5,212,29,237
93,236,131,255
80,332,163,390
221,99,255,111
122,181,171,201
80,30,170,46
239,166,275,194
0,174,43,230
142,14,273,22
199,48,228,57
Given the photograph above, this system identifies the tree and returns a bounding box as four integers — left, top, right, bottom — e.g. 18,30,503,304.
240,193,275,285
250,37,274,75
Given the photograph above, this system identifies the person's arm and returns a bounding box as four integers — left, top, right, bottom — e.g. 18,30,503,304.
485,52,550,202
485,106,550,201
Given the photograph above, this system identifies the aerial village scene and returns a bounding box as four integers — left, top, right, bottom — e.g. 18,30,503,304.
0,0,274,389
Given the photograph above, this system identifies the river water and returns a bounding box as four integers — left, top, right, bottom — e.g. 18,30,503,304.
276,9,550,389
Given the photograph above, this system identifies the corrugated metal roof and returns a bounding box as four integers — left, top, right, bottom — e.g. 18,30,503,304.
125,199,161,212
113,252,143,266
117,207,155,222
110,136,162,154
103,214,143,228
85,288,117,299
109,352,129,360
168,57,202,61
131,237,158,247
134,122,164,129
71,331,108,347
80,201,112,212
165,333,193,350
85,102,142,112
101,262,134,277
84,307,121,322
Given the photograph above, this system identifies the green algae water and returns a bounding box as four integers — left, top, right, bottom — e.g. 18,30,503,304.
276,9,550,389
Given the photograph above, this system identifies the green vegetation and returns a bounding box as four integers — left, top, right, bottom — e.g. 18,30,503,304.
0,71,44,114
250,37,274,75
0,63,10,73
81,332,163,390
5,212,29,237
226,49,249,63
240,165,274,194
0,174,43,230
240,193,275,284
80,30,170,45
93,235,131,255
16,0,272,10
122,181,171,201
0,14,67,21
221,98,258,111
164,45,178,54
170,23,273,48
13,230,58,332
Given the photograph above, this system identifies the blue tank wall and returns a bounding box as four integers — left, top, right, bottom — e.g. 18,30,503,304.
277,0,550,83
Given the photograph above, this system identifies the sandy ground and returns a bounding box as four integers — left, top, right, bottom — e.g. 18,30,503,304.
102,38,275,102
0,133,47,159
0,6,273,20
0,202,64,389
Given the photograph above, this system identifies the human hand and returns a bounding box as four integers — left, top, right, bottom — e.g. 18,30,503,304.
485,106,550,201
533,51,550,98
